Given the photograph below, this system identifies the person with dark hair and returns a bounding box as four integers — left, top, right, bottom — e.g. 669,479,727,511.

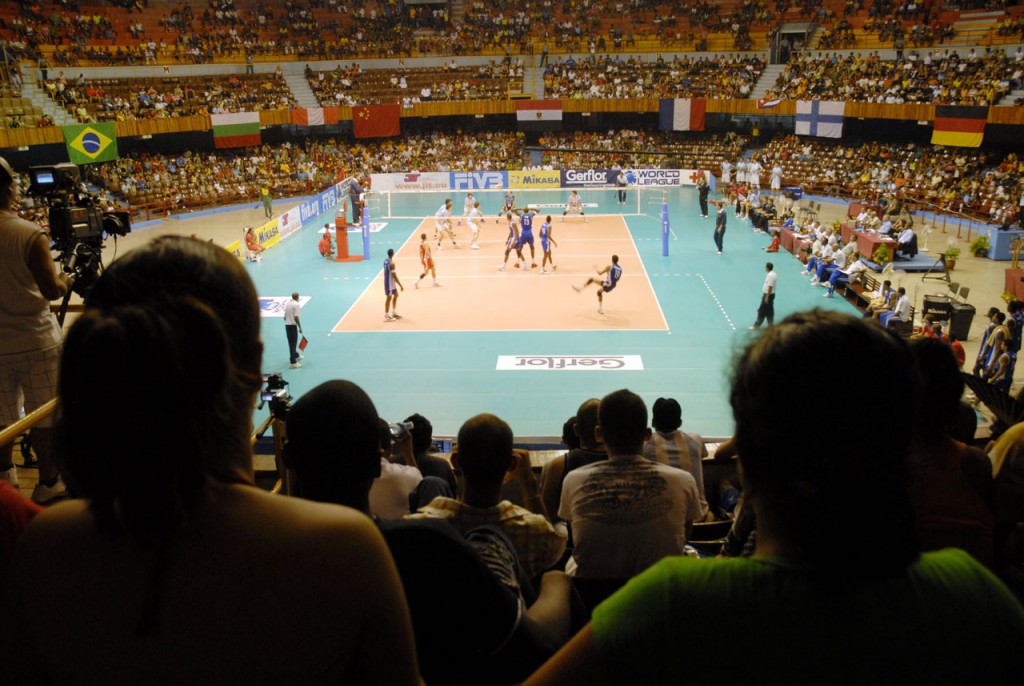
989,337,1017,394
525,311,1024,686
711,198,726,254
983,312,1011,378
287,382,572,686
571,255,621,315
908,338,995,566
0,156,72,503
1,237,420,685
880,286,910,330
974,307,1003,376
643,397,709,519
559,389,701,579
404,412,457,494
411,413,566,579
540,399,607,523
284,291,303,369
750,261,776,329
383,247,404,322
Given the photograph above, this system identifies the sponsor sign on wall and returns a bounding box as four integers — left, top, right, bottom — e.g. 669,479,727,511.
495,355,644,370
257,295,313,317
631,169,684,187
278,208,303,241
449,170,509,190
561,169,615,187
370,172,451,191
508,170,561,188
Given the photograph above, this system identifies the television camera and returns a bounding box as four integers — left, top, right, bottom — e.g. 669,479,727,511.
27,163,131,306
259,373,292,421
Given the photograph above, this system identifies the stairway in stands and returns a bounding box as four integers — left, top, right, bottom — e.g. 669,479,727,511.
284,72,320,109
450,0,466,24
949,9,1006,47
750,64,785,100
20,71,75,126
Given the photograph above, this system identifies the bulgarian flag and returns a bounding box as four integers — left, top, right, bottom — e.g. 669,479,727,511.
516,99,563,121
931,105,987,148
290,107,341,126
212,112,261,148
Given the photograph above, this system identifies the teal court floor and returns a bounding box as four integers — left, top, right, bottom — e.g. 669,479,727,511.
242,187,859,439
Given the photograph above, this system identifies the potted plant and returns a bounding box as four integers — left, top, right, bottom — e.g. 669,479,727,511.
943,246,961,270
872,244,891,266
970,234,991,258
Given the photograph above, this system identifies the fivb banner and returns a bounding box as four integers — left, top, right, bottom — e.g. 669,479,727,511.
450,170,508,190
371,172,450,192
297,181,345,225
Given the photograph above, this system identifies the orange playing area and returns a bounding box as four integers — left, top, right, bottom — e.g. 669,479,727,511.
332,215,668,332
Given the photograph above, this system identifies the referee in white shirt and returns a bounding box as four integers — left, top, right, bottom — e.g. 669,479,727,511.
285,292,303,368
751,262,777,329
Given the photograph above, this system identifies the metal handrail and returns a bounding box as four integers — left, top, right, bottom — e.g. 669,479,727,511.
0,399,57,449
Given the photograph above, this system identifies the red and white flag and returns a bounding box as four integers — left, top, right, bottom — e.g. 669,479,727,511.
516,100,563,121
290,107,341,126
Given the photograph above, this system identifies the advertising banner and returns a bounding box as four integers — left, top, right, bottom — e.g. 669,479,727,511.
508,170,561,188
370,172,451,191
561,169,616,187
449,170,508,190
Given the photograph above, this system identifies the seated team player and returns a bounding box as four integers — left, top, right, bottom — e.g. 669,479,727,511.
285,381,573,686
2,237,420,685
409,413,568,581
809,241,847,286
559,389,702,579
244,226,263,261
498,189,516,223
524,311,1024,686
318,224,334,259
880,286,912,330
572,255,622,315
562,190,587,223
515,206,540,270
498,212,525,271
865,279,896,319
823,252,869,297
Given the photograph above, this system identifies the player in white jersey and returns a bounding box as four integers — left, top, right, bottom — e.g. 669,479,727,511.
458,193,475,226
562,190,587,222
435,198,458,249
748,159,762,191
497,213,524,271
770,164,783,199
466,201,483,249
736,159,747,186
720,159,732,185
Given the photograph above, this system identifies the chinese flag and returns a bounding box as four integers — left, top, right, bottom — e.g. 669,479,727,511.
352,104,401,139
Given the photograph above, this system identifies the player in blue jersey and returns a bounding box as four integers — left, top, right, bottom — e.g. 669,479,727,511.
383,248,404,321
515,206,539,270
539,215,558,273
497,190,516,223
573,254,621,315
497,213,524,271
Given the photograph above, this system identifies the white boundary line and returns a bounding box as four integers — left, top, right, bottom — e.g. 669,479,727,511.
330,220,424,331
695,273,737,331
619,214,670,331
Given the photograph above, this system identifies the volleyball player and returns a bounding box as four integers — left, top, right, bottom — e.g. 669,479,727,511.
497,189,516,223
540,215,558,273
467,201,483,249
458,193,475,226
435,198,458,249
573,255,622,315
562,190,587,222
413,233,439,288
515,206,539,269
497,213,524,271
383,248,404,321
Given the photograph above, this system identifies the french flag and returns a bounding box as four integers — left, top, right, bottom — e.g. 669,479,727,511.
659,99,706,131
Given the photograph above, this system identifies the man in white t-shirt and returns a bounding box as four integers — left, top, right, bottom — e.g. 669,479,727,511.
751,261,777,329
560,389,702,579
881,287,911,330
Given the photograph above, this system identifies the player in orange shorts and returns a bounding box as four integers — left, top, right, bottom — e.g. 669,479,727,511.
413,233,440,288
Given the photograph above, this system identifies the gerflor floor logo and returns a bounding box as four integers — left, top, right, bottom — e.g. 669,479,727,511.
496,355,644,370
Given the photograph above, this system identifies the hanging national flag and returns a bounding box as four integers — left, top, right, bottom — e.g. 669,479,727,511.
795,101,844,138
932,105,987,147
658,99,706,131
516,99,563,122
290,107,341,126
352,104,401,138
62,123,118,165
212,112,261,148
757,98,782,109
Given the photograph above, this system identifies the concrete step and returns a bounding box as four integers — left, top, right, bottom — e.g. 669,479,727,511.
750,64,785,98
283,72,320,108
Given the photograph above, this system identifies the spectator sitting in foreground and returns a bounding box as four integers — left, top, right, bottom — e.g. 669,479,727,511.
643,397,709,520
524,310,1024,685
1,236,419,685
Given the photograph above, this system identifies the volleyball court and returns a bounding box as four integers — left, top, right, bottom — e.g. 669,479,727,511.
332,190,668,333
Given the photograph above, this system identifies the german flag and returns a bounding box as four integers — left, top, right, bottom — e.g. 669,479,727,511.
931,106,988,147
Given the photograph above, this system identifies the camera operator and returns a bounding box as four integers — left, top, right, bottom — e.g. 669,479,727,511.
0,157,71,504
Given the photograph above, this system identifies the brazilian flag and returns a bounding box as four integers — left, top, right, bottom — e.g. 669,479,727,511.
62,123,118,165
